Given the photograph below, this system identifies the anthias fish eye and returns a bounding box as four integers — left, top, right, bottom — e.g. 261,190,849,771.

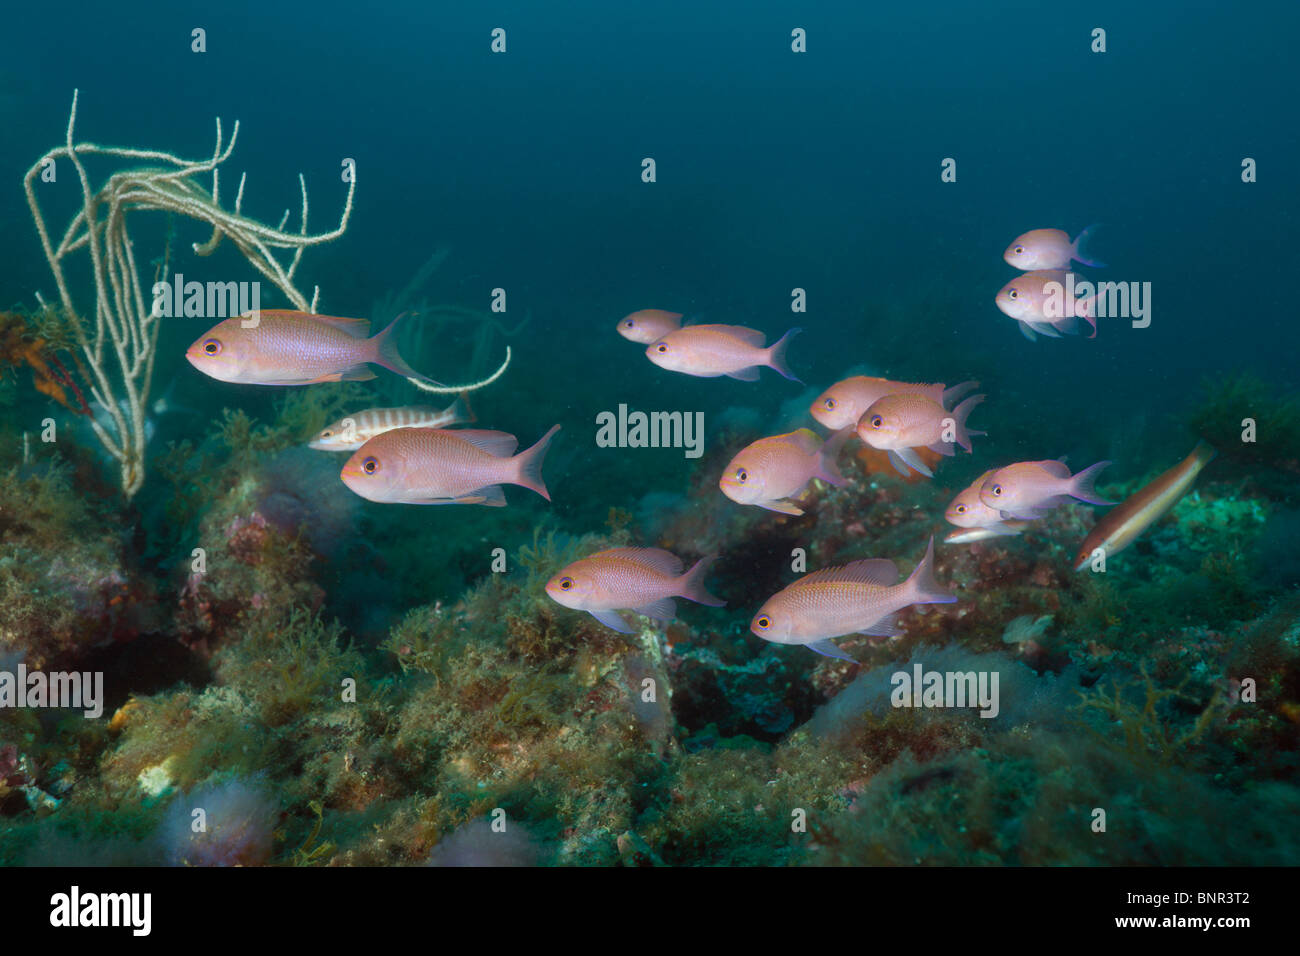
656,343,668,353
824,397,836,409
755,616,770,629
1014,245,1024,254
991,484,1002,496
559,577,574,590
625,320,635,327
736,468,748,482
956,504,966,513
202,339,221,355
321,429,334,437
870,415,883,428
362,456,380,474
1008,289,1019,299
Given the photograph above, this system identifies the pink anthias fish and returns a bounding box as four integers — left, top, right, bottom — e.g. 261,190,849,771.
545,547,724,634
340,425,561,506
750,537,955,662
1004,226,1105,271
810,376,979,431
719,427,853,516
943,470,1029,539
857,392,985,479
308,397,471,452
646,324,802,382
995,271,1097,341
616,309,683,344
978,459,1115,520
186,310,437,385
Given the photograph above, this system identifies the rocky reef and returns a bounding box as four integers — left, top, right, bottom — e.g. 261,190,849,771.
2,365,1298,867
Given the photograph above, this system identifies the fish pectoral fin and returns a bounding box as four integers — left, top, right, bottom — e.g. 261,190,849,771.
460,485,507,507
1052,315,1084,335
634,598,677,622
759,499,805,516
724,367,761,381
1026,321,1062,338
858,614,903,638
1002,507,1046,520
807,639,857,662
1018,323,1038,342
895,447,934,478
886,449,914,478
589,609,635,633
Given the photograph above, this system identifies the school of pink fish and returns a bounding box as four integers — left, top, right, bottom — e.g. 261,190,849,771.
183,223,1209,666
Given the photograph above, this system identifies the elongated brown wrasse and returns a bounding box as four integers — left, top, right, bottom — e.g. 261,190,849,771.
1073,441,1216,571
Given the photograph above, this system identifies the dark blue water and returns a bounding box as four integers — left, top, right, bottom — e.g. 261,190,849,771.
4,0,1300,879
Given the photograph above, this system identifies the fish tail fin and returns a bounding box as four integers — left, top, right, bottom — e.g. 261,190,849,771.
903,537,956,606
765,327,803,383
1070,460,1116,505
678,555,726,607
510,424,561,500
445,393,473,426
371,313,443,385
949,394,986,453
1072,224,1106,268
941,380,979,408
815,426,854,486
1076,294,1098,338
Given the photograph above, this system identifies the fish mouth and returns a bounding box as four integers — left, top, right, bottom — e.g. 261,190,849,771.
718,480,747,502
809,409,836,428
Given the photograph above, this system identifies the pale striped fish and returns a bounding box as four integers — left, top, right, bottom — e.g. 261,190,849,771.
943,524,1030,545
309,397,471,451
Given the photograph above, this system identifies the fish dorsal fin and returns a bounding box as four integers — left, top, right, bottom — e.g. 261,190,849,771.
1037,459,1072,479
784,428,823,455
724,325,766,347
602,547,684,577
451,429,519,457
297,312,372,337
801,558,898,587
686,324,765,346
